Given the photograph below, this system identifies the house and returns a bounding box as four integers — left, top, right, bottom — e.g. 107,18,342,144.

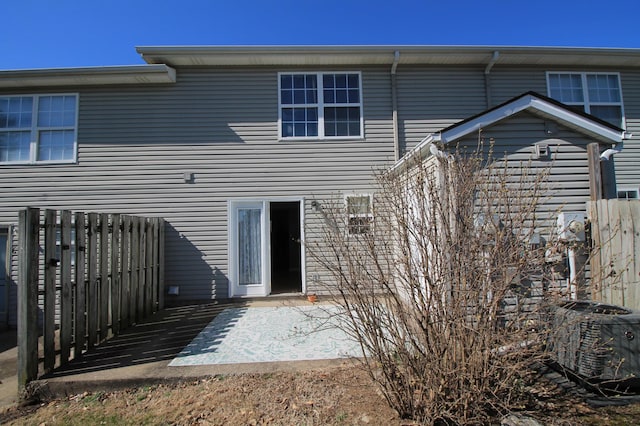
1,45,640,328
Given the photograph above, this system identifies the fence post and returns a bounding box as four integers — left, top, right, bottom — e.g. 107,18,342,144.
17,208,40,393
587,143,603,202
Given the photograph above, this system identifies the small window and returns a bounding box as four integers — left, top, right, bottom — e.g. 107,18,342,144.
346,195,373,234
279,72,362,139
0,94,78,164
617,188,639,200
547,72,624,128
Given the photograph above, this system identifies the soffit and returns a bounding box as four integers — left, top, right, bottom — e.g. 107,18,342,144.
0,65,176,89
136,45,640,68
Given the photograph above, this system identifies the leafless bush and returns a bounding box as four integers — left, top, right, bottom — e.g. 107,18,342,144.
310,142,560,424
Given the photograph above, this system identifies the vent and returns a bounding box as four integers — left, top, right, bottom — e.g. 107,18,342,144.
549,301,640,384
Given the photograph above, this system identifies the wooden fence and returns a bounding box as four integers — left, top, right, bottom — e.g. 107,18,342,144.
18,207,165,391
588,199,640,310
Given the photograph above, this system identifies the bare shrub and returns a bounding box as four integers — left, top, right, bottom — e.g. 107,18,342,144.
310,141,559,424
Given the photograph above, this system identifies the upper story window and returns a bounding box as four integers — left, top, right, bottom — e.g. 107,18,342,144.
547,72,624,128
279,72,363,139
0,94,78,164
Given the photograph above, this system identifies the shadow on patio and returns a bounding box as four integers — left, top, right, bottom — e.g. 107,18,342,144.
44,301,247,379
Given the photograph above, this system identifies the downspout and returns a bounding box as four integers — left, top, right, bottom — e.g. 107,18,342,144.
484,51,500,108
391,50,401,160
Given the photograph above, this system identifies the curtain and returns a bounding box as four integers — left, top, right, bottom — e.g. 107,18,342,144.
238,208,262,285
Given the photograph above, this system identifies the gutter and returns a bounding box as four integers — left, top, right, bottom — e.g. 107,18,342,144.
600,131,632,160
484,51,500,107
391,50,401,161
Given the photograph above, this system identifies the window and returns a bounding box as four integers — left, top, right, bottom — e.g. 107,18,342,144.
617,188,639,200
0,94,78,164
547,72,624,128
346,195,373,234
279,72,362,139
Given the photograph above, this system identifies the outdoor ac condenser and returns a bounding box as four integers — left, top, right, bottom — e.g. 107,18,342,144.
549,301,640,385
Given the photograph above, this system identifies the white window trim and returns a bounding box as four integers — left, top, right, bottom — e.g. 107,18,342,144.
345,193,374,235
545,72,625,128
0,93,79,165
617,186,639,200
278,71,364,141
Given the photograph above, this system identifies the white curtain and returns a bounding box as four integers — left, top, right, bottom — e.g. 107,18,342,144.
238,208,262,285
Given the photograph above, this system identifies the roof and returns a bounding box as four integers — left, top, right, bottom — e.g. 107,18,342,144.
392,92,632,173
0,65,176,89
136,45,640,68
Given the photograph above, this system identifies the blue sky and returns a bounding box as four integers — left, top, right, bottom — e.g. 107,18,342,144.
4,0,640,69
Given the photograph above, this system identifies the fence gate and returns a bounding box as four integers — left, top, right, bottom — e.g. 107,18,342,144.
17,208,165,391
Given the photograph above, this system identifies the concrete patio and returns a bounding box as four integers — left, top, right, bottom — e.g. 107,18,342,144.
0,298,360,409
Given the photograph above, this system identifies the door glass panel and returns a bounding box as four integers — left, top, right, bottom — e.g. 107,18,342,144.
237,208,262,286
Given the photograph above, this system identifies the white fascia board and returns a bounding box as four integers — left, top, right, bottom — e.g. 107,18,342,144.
389,133,442,175
0,65,176,88
440,95,627,144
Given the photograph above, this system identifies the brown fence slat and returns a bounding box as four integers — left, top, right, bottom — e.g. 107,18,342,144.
121,215,131,328
130,217,140,323
17,208,40,392
110,214,121,336
99,213,109,341
74,212,87,358
87,213,99,348
588,202,602,301
158,219,165,310
145,219,153,316
43,210,57,373
138,219,146,320
59,210,73,365
151,218,159,313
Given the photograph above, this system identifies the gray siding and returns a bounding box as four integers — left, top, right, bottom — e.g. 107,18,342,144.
396,66,487,154
0,67,395,323
455,112,599,226
616,70,640,191
3,60,640,325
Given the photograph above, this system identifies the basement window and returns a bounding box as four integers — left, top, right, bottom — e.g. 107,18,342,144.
617,188,639,200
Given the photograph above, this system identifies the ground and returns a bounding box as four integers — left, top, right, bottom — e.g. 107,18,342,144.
2,366,640,425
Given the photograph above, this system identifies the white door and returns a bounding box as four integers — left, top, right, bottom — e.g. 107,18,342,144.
230,201,270,297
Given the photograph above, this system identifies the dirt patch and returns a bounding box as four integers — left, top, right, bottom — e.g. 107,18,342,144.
2,365,640,425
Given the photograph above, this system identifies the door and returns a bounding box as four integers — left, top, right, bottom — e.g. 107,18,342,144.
270,202,302,294
230,201,270,297
229,200,303,297
0,228,8,327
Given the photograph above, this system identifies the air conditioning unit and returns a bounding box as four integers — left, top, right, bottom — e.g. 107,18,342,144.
549,301,640,386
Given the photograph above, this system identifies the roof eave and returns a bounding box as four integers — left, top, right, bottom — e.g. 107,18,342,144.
136,45,640,68
0,65,176,89
439,94,627,145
